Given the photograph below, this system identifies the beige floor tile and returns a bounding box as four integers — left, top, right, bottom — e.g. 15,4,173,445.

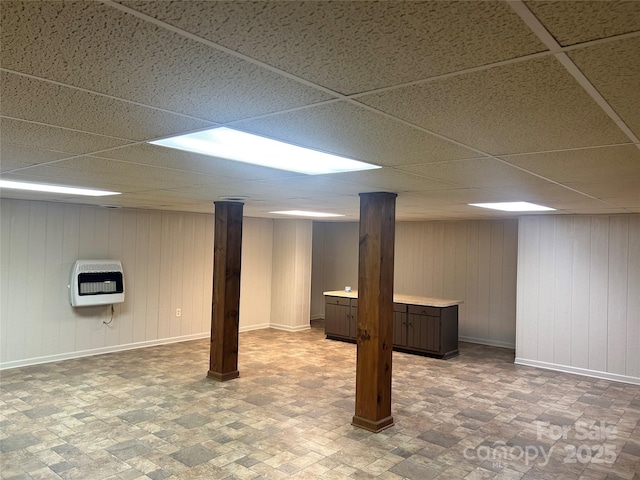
1,321,638,480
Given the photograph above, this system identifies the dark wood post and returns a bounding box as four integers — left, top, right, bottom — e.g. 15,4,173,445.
352,192,397,432
208,201,243,381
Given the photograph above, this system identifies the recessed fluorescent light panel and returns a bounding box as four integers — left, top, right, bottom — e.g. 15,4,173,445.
0,180,120,197
270,210,345,218
469,201,555,212
150,127,381,175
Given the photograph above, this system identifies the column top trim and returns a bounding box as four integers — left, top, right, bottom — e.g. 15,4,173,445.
358,192,398,198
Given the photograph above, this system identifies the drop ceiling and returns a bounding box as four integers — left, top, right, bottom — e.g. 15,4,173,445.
1,0,639,221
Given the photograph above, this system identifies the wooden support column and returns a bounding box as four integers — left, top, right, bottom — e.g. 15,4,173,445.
208,201,243,381
352,192,397,432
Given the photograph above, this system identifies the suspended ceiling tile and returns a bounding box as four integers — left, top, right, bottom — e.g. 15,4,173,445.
1,1,332,122
326,169,460,192
404,188,512,205
428,203,508,217
232,101,482,167
562,179,640,199
280,195,360,210
113,189,217,203
14,156,232,190
0,188,100,204
598,196,640,208
557,205,629,214
399,157,547,188
1,171,142,194
100,144,307,181
409,214,471,221
1,72,214,141
253,176,366,197
249,175,366,200
124,0,545,94
0,171,168,193
396,194,452,209
503,144,640,183
119,203,214,214
0,143,72,172
158,182,320,202
538,197,617,211
358,56,629,154
568,37,640,138
481,182,598,203
163,185,266,202
1,118,133,154
525,0,640,46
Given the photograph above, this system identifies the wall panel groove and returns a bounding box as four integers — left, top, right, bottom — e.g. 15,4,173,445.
312,219,518,348
516,214,639,384
1,199,230,368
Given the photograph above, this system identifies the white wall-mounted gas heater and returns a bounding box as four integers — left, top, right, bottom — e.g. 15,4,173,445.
69,260,125,307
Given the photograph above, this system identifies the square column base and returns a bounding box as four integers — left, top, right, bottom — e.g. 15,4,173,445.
352,415,394,433
207,370,240,382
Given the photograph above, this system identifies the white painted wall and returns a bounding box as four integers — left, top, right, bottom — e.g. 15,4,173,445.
311,219,519,348
0,199,214,368
516,214,640,385
310,222,359,319
270,219,313,331
239,217,273,331
0,199,278,368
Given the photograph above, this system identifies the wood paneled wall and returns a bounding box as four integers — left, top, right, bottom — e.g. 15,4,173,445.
239,218,273,331
0,199,275,368
270,219,313,331
516,215,640,384
312,219,518,348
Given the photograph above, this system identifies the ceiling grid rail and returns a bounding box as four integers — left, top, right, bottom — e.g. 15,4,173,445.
507,0,640,150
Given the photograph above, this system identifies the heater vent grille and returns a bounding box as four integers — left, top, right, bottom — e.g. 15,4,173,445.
69,260,125,307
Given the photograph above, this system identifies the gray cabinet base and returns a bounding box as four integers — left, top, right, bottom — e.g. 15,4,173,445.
324,297,459,360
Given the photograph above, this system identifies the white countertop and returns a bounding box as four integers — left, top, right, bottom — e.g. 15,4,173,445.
323,290,463,308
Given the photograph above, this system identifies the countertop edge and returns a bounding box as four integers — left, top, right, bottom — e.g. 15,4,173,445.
323,290,464,307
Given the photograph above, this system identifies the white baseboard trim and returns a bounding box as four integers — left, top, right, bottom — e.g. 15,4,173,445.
0,332,210,371
269,323,311,332
310,314,324,320
1,323,316,370
239,323,271,333
459,336,515,349
515,357,640,386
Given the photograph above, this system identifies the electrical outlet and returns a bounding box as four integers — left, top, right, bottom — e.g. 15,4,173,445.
176,308,181,317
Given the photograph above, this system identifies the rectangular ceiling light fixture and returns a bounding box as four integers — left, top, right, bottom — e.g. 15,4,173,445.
270,210,345,218
150,127,381,175
469,201,555,212
0,180,120,197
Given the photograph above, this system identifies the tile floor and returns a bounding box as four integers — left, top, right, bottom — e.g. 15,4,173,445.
1,321,639,480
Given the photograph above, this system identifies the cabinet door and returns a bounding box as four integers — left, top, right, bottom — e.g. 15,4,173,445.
407,308,440,353
349,300,358,340
393,304,408,347
325,301,351,338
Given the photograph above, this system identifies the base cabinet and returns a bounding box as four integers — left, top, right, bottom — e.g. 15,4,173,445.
325,296,357,342
326,296,459,359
